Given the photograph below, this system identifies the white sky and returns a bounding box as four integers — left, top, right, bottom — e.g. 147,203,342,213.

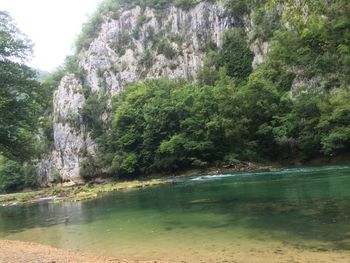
1,0,102,71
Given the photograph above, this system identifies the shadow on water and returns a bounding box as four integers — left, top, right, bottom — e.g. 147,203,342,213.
0,192,131,235
1,165,350,250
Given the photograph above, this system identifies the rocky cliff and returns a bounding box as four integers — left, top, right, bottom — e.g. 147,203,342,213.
38,1,268,183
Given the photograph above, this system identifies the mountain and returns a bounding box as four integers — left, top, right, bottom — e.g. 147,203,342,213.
37,0,350,183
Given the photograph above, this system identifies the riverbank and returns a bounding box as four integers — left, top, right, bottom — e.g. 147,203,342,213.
0,240,158,262
0,162,274,207
1,157,348,207
1,239,349,263
0,179,169,207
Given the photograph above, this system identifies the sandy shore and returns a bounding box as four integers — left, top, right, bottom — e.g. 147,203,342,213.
1,239,350,263
0,240,160,263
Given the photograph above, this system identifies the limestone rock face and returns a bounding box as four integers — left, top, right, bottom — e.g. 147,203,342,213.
38,75,94,183
79,2,236,96
38,2,267,182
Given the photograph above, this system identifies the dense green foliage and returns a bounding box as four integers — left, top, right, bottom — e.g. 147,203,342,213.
198,29,253,85
0,157,23,193
78,0,350,178
267,0,350,157
0,156,38,193
0,11,42,192
108,78,261,175
103,68,286,176
0,12,42,160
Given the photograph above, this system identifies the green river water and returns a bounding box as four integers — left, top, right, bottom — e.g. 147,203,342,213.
1,165,350,262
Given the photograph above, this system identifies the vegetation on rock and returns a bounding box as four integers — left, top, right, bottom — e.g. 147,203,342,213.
81,0,350,178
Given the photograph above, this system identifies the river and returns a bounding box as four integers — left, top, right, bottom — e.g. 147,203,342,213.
1,165,350,262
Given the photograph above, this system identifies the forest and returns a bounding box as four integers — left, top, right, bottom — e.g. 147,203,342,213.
80,0,350,178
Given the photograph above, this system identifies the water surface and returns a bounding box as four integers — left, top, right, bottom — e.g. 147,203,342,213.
1,165,350,261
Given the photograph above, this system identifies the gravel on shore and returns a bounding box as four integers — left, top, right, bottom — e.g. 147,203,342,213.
0,240,162,263
1,239,350,263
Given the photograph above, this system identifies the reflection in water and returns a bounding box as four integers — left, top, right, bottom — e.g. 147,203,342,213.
1,165,350,260
0,201,85,234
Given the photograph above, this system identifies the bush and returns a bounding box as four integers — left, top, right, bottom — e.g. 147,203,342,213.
198,29,253,85
80,154,101,180
81,94,108,138
223,153,240,165
0,159,24,193
23,163,39,188
157,39,177,59
250,5,280,41
225,0,249,21
197,64,219,86
75,15,103,51
110,152,139,177
174,0,197,10
318,90,350,155
139,49,154,68
321,128,350,155
51,168,63,184
219,29,253,82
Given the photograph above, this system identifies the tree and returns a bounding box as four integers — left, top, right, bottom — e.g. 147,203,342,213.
0,11,43,160
218,29,253,82
0,157,23,193
0,11,32,60
318,90,350,155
